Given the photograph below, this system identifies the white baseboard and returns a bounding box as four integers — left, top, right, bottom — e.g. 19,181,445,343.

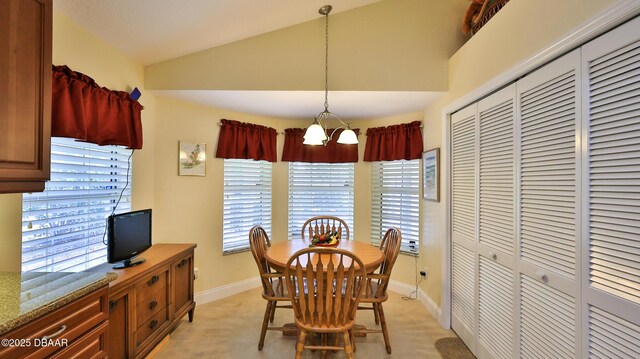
388,280,443,326
194,276,261,305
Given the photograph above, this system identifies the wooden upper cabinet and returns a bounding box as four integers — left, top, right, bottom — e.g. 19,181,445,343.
0,0,52,193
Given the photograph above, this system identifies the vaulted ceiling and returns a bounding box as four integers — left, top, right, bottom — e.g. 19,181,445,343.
55,0,470,119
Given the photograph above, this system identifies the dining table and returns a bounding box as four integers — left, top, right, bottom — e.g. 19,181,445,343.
264,238,384,274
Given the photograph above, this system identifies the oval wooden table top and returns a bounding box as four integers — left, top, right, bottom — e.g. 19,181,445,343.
264,239,384,273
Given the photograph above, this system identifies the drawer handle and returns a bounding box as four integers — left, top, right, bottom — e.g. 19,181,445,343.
150,319,158,329
147,275,160,286
149,300,158,310
42,325,67,341
489,251,497,260
178,259,188,268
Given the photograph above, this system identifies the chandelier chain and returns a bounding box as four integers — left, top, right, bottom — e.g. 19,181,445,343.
324,10,329,112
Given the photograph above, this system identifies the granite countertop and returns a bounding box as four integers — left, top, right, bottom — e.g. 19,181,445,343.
0,271,117,335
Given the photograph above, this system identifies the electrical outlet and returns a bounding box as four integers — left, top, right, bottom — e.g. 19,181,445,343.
194,267,199,279
420,266,428,278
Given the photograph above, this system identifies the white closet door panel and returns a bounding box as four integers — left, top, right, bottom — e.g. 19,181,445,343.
520,274,577,358
585,31,640,304
478,256,515,359
450,101,480,355
518,49,580,281
478,84,516,255
452,104,478,246
452,242,477,352
580,16,640,359
588,306,640,359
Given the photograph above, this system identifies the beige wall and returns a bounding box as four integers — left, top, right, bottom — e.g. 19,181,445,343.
152,97,289,291
151,94,426,292
420,0,623,308
0,195,22,271
145,0,468,92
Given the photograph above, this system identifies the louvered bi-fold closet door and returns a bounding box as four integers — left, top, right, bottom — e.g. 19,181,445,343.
450,104,478,353
516,49,582,357
476,85,517,359
581,16,640,358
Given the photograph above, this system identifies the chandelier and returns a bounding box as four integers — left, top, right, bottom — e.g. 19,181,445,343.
303,5,358,146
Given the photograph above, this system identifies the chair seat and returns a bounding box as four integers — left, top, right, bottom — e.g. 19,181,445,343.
360,280,388,302
295,318,357,333
265,277,313,301
262,277,289,301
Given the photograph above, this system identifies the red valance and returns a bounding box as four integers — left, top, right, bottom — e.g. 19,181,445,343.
215,119,278,162
51,65,144,149
363,121,423,161
282,128,360,163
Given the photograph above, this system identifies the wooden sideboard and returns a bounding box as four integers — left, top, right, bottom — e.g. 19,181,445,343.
99,244,196,359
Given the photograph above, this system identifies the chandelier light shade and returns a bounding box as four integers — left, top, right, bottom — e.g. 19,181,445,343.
303,119,328,145
303,4,358,146
336,126,359,144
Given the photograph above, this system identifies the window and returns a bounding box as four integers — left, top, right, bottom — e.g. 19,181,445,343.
371,160,420,254
223,159,272,254
288,162,354,240
22,137,132,272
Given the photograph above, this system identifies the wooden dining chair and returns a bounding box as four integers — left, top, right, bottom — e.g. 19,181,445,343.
357,227,402,354
248,225,291,350
301,215,350,241
284,247,367,359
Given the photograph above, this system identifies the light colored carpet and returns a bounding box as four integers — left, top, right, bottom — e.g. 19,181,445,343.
149,287,470,358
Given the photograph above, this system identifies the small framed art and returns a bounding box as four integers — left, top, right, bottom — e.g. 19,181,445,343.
179,141,206,176
423,148,440,202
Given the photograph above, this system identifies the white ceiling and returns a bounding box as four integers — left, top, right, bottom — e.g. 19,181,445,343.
54,0,450,119
153,90,444,120
54,0,384,65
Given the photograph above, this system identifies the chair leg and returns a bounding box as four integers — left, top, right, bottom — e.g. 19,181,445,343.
343,331,354,359
321,334,328,359
373,303,380,324
258,301,272,350
378,303,392,354
295,330,308,359
269,300,276,323
350,328,356,352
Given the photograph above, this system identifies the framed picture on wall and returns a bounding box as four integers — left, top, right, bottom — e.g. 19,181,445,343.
423,148,440,201
179,141,206,176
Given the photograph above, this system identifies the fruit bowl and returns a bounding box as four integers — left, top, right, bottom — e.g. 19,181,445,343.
312,240,340,247
310,231,341,247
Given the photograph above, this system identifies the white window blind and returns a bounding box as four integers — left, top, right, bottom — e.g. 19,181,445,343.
223,159,272,254
288,162,354,240
370,160,420,254
22,137,132,272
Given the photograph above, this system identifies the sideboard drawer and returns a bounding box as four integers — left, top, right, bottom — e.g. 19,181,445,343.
135,268,168,305
0,286,108,359
49,321,108,359
136,308,169,348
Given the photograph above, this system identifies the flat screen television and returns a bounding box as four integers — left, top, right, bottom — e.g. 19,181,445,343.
107,209,152,269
